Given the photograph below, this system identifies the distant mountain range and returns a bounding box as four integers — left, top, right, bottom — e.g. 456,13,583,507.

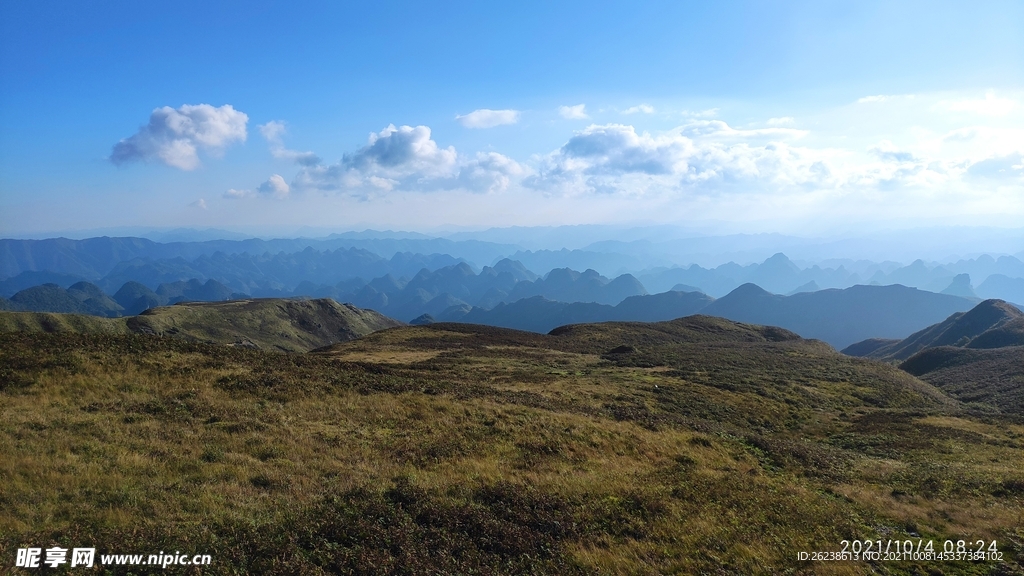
3,235,1023,304
431,290,715,333
0,236,517,281
418,283,977,349
2,268,988,349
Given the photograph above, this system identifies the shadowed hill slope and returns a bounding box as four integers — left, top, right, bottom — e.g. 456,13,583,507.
900,346,1024,413
844,299,1024,361
841,299,1024,414
0,310,130,334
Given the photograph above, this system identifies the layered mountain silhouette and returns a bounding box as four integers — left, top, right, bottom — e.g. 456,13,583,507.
977,274,1024,305
2,274,984,349
345,262,646,322
697,283,976,350
439,290,715,333
940,273,978,298
0,236,518,280
4,279,240,317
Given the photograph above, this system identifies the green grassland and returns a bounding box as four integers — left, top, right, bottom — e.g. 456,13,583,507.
1,316,1022,574
0,298,401,353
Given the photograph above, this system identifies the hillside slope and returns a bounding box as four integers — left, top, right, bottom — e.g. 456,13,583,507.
900,346,1024,413
128,298,403,352
0,298,402,352
3,318,1018,574
844,299,1024,361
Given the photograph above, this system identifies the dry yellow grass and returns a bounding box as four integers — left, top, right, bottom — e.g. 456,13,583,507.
1,320,1021,574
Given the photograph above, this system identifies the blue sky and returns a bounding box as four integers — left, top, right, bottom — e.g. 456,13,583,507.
1,0,1022,237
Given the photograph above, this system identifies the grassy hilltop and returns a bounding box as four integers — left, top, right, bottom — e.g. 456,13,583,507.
0,298,401,353
1,317,1022,574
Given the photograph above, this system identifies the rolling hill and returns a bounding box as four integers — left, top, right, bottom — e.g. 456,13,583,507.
1,316,1018,574
899,346,1024,413
843,299,1024,361
0,298,402,352
842,299,1024,415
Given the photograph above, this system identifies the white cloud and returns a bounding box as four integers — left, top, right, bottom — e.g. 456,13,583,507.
457,152,528,193
343,124,457,175
558,104,589,119
869,140,919,163
623,104,655,115
682,108,719,118
938,91,1018,116
856,94,914,104
528,122,835,196
455,109,520,128
767,117,794,126
224,175,291,200
257,174,290,199
259,121,321,166
675,120,808,140
188,198,208,210
111,104,247,170
223,188,254,199
293,124,523,195
540,118,1022,200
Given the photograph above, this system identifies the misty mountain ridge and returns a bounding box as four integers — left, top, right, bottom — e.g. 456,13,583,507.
5,233,1024,300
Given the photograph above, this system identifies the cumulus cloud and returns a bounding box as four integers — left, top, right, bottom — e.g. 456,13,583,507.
529,118,1024,197
224,174,290,200
111,104,247,170
455,109,520,128
293,124,523,195
259,121,321,166
528,122,835,196
223,188,254,199
558,104,589,119
188,198,208,210
257,174,290,199
623,104,655,115
457,152,528,193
